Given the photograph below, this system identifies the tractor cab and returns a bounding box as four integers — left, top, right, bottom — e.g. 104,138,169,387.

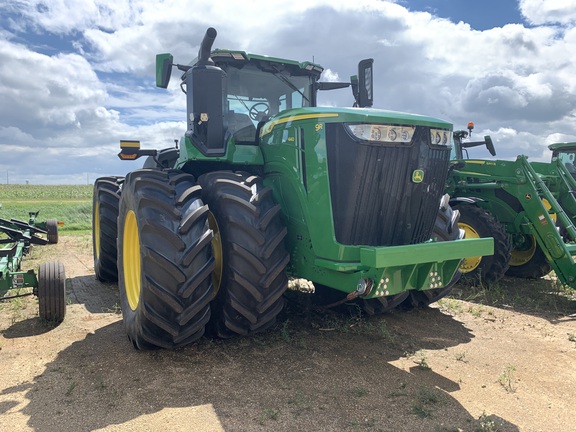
210,50,321,144
549,142,576,176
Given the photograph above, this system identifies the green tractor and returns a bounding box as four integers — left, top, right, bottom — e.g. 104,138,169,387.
448,126,576,287
93,27,492,350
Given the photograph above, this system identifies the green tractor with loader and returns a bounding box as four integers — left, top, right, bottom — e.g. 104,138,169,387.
448,125,576,288
92,27,493,350
0,211,66,323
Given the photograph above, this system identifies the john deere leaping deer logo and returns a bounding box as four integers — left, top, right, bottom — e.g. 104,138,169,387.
412,169,424,183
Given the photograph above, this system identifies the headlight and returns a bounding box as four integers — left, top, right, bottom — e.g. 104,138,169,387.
430,129,451,146
346,124,415,144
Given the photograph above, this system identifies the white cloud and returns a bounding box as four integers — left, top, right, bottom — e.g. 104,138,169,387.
520,0,576,26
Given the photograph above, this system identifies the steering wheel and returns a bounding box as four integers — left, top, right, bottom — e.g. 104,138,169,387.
249,102,270,121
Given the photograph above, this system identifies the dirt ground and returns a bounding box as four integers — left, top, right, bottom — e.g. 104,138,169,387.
1,235,575,432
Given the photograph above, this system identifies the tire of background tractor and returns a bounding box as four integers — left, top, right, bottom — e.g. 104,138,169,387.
38,261,66,323
92,176,123,282
117,169,215,350
401,195,463,309
456,205,511,285
506,235,552,279
45,219,59,244
198,171,290,338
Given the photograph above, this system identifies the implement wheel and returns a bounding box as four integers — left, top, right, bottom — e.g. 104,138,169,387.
401,195,462,309
117,169,215,350
38,261,66,323
46,219,59,244
198,171,289,338
506,235,551,279
456,205,511,285
92,176,123,282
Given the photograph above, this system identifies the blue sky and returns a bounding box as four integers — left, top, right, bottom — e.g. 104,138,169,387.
404,0,525,30
1,0,576,184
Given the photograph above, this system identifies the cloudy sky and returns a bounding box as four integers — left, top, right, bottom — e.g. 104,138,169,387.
1,0,576,184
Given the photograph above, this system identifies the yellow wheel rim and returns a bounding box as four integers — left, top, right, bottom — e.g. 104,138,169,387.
458,222,483,273
94,201,100,260
123,210,141,311
208,212,223,296
509,235,537,267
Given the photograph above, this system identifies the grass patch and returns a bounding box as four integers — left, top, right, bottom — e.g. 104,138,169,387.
0,184,92,232
450,276,576,317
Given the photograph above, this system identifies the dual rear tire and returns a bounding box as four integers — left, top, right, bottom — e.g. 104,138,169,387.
111,170,289,349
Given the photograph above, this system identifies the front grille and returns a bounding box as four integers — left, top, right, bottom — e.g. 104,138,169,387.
326,123,451,246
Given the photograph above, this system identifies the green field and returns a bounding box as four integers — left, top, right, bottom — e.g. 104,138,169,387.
0,184,93,232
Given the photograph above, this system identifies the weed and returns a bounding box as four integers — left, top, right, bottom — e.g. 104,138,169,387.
288,390,312,416
257,407,279,425
568,333,576,343
65,381,76,396
414,350,431,370
411,387,443,419
455,351,468,363
497,364,517,393
352,387,368,397
280,319,292,342
475,411,503,432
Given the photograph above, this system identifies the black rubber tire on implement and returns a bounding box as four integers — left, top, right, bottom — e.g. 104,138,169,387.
38,261,66,323
401,195,462,309
117,169,215,350
198,171,290,338
456,205,511,285
46,219,59,244
506,236,551,279
92,176,123,282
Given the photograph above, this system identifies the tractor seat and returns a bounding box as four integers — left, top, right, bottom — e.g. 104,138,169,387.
228,112,257,143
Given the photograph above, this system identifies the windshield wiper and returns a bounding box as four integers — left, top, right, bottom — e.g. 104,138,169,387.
272,68,310,104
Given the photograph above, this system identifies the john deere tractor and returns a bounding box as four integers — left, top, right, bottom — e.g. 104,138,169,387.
92,27,492,350
448,127,576,287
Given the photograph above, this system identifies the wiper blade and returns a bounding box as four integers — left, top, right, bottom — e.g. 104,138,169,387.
272,68,310,104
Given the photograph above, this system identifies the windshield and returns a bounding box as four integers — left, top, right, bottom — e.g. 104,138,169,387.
223,63,314,142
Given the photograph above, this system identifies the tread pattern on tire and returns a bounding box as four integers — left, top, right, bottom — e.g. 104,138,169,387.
198,171,289,338
38,261,66,323
456,204,511,285
45,219,59,244
93,176,123,282
118,169,215,349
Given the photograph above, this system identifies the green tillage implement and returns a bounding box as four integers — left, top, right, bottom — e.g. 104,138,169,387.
0,212,66,323
93,27,493,350
448,136,576,288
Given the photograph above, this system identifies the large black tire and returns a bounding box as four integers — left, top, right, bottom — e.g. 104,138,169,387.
38,261,66,323
506,235,551,279
401,195,462,309
45,219,58,244
198,171,290,338
117,169,215,350
456,205,511,285
92,176,123,282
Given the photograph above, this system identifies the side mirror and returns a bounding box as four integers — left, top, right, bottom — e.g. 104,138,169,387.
156,53,174,89
485,135,496,156
357,58,373,108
